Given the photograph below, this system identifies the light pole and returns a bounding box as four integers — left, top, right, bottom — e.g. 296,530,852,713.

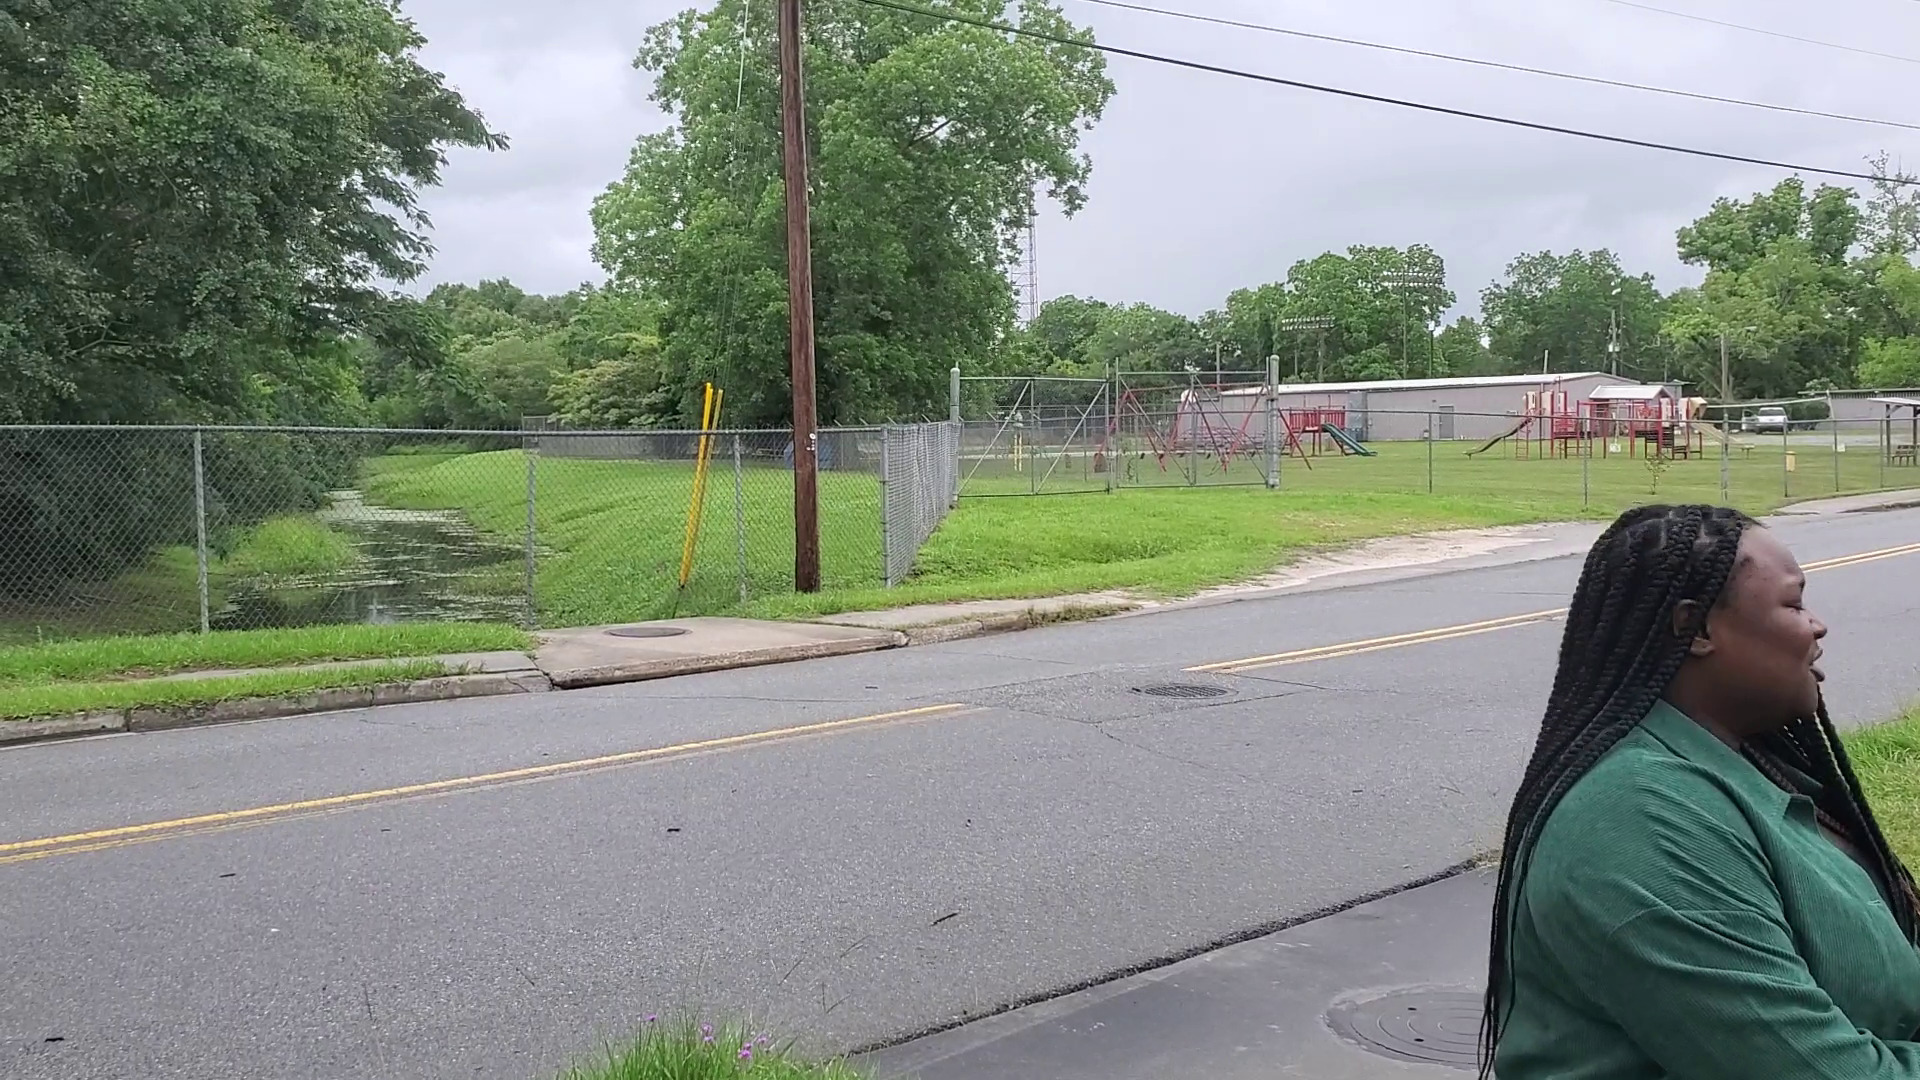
1383,269,1444,378
1279,315,1334,381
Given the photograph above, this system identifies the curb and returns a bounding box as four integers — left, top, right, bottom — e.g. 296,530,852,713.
545,634,907,690
893,604,1135,646
0,671,552,748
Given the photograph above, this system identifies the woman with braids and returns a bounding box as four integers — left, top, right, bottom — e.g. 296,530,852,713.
1484,504,1920,1079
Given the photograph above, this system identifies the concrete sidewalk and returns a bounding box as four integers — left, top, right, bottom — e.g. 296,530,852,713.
863,872,1494,1080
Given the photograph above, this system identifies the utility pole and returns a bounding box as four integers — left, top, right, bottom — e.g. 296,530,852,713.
778,0,820,592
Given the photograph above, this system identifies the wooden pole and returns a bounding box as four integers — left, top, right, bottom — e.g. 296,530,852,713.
778,0,821,592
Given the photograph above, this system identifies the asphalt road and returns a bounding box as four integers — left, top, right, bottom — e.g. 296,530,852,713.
3,508,1917,1080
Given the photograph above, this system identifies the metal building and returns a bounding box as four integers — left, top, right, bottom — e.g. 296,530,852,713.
1190,371,1643,444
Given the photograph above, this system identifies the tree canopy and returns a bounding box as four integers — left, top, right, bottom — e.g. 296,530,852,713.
1,0,504,425
590,0,1113,427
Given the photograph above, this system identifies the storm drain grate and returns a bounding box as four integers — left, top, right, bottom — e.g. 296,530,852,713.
1130,683,1232,700
1327,988,1483,1070
605,625,691,639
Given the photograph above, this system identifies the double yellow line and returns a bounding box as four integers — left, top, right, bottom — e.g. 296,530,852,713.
0,703,969,867
1191,540,1920,677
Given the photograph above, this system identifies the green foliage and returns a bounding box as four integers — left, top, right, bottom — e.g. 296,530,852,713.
0,0,502,426
1860,337,1920,389
591,0,1114,427
221,517,359,582
1480,250,1666,378
0,623,529,682
0,661,446,721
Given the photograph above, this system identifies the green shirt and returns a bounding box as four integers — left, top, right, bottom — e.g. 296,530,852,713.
1497,701,1920,1079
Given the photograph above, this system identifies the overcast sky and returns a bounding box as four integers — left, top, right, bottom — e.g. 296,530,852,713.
400,0,1920,319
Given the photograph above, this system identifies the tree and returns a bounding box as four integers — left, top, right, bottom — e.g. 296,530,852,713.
1481,250,1665,378
1024,295,1113,375
591,0,1114,427
0,0,503,425
1664,181,1867,398
1436,316,1495,377
1862,153,1920,258
1267,245,1455,382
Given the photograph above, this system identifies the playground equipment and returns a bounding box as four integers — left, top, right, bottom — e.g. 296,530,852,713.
1112,381,1319,475
1468,383,1706,461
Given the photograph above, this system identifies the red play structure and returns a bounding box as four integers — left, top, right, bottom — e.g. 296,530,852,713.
1467,382,1705,460
1107,384,1333,475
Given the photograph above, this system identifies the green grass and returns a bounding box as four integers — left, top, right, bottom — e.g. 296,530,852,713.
1848,707,1920,865
559,1020,864,1080
0,623,531,682
365,450,885,624
355,440,1920,626
222,515,360,581
0,660,447,721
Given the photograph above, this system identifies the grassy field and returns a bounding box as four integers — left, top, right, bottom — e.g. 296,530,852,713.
356,438,1920,626
0,660,448,721
970,436,1916,508
0,514,371,644
0,623,531,683
1849,706,1920,865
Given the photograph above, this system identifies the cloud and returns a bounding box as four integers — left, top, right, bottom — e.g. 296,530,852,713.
401,0,1920,316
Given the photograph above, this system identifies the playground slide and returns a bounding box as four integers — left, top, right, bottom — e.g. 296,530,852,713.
1319,424,1376,457
1466,419,1529,457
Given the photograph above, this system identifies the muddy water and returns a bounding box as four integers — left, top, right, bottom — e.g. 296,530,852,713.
211,491,527,630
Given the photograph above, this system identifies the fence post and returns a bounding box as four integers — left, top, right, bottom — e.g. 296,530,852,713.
1581,425,1590,508
1782,423,1791,500
193,428,210,634
1728,417,1743,507
1426,413,1435,494
879,426,893,586
734,434,748,603
523,437,539,630
1830,403,1840,493
1105,365,1117,494
950,366,961,424
1265,354,1280,490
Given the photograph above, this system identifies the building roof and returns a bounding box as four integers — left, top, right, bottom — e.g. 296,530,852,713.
1220,371,1626,399
1590,384,1671,401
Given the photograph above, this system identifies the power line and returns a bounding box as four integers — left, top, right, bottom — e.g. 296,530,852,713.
1598,0,1920,67
1068,0,1920,132
853,0,1919,186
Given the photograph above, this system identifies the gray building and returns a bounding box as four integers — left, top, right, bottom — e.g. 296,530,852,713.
1185,371,1643,445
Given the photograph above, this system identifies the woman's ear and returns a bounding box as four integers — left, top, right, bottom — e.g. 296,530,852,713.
1672,599,1715,657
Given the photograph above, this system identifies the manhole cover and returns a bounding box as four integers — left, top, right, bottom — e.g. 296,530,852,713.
605,625,691,639
1327,988,1483,1070
1130,683,1232,700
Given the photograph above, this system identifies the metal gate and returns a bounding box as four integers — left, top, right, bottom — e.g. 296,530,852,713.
953,375,1112,496
1112,369,1281,488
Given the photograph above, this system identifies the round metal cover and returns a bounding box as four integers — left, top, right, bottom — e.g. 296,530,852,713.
1130,683,1232,700
605,625,691,639
1327,988,1483,1070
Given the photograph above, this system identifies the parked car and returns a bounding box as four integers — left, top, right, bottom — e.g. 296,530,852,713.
1743,406,1789,434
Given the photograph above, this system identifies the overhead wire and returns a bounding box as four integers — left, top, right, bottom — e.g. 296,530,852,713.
1597,0,1920,67
1066,0,1920,132
850,0,1919,187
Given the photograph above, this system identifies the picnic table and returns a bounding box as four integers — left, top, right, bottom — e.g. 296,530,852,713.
1893,442,1918,467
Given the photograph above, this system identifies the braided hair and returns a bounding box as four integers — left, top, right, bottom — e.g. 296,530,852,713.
1478,504,1919,1077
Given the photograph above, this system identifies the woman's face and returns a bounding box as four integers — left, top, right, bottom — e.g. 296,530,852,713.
1689,527,1829,734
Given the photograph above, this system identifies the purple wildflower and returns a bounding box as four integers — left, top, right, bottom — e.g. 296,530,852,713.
739,1045,754,1062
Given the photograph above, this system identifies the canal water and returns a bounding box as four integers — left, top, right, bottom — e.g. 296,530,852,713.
211,490,527,630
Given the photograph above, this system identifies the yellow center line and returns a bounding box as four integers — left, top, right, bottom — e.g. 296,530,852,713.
0,703,970,865
1190,539,1920,676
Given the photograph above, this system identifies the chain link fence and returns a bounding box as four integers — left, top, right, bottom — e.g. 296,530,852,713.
881,423,961,585
0,423,964,642
955,375,1113,497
